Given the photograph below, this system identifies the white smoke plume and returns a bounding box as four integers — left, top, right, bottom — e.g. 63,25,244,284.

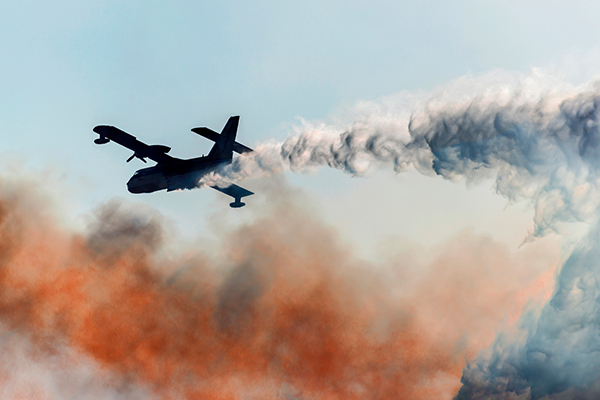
203,70,600,241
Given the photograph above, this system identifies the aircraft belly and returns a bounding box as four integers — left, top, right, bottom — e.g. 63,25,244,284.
127,164,221,193
166,170,205,191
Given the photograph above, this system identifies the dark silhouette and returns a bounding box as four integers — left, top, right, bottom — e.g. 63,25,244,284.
93,116,254,208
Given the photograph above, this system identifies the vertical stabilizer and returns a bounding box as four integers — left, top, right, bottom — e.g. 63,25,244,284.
208,116,239,160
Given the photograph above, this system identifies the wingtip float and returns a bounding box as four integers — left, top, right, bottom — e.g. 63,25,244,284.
93,116,254,208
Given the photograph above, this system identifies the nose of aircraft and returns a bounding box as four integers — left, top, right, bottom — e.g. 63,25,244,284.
126,177,140,193
126,174,147,194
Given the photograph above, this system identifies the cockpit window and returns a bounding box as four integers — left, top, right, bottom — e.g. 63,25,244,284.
133,169,153,176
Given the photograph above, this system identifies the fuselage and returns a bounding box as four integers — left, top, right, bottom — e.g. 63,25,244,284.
127,156,230,193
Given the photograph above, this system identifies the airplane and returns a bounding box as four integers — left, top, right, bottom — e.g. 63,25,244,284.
93,116,254,208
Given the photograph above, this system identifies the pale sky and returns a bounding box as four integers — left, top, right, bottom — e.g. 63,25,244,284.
2,0,600,256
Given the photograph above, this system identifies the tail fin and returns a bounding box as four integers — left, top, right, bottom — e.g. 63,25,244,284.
207,116,239,160
192,116,253,157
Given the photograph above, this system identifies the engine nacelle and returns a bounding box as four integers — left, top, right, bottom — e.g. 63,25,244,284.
147,145,171,154
94,136,110,144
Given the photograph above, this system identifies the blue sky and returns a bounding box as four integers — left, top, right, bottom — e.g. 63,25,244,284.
2,0,600,255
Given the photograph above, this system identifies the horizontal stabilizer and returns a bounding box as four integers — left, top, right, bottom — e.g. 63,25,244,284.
192,127,220,142
232,142,254,154
191,127,253,154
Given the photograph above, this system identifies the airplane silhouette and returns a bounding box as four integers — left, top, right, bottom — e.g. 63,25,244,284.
93,116,254,208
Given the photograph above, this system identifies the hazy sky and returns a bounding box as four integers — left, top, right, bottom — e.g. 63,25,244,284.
2,0,600,252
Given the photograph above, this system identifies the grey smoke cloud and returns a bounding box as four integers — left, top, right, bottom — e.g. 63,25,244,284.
456,225,600,400
4,175,553,399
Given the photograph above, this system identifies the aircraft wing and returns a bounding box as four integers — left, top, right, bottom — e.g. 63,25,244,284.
211,183,254,208
93,125,176,164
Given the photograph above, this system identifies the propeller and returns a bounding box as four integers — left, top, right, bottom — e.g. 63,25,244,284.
127,153,146,163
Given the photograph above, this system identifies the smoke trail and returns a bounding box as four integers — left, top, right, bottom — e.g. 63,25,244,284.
0,174,557,399
206,70,600,241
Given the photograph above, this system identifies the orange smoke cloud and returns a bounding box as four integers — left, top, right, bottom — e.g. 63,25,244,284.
0,180,559,399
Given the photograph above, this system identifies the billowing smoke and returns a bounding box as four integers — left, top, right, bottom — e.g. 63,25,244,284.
456,225,600,400
207,71,600,240
0,173,557,399
201,69,600,398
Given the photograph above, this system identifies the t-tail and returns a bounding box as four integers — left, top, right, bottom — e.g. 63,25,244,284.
191,116,253,160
